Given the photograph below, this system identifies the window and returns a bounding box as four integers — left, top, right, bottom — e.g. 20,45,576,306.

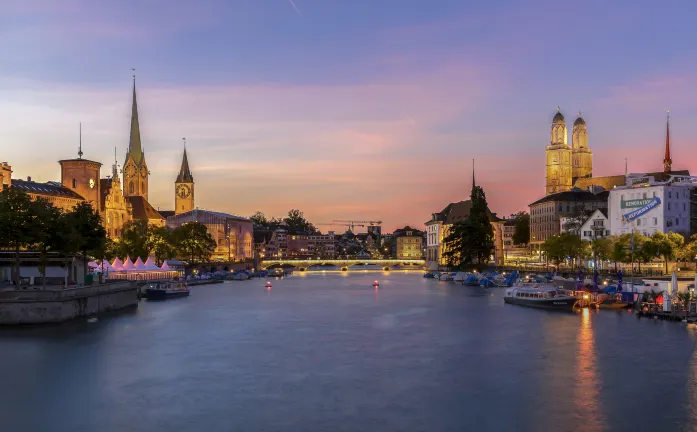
653,218,658,225
668,202,671,211
643,192,647,199
637,219,641,226
668,191,672,198
684,203,687,211
129,182,134,194
676,218,679,226
72,178,77,188
653,192,656,198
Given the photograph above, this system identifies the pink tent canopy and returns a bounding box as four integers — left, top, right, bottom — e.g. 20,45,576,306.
111,257,124,271
144,257,160,271
122,257,136,271
160,261,171,271
134,257,146,270
101,260,114,270
88,261,99,268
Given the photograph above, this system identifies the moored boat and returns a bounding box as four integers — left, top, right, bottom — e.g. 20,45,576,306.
145,280,189,300
504,285,578,310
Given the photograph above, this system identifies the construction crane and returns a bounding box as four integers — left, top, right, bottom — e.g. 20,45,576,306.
316,222,365,232
332,220,382,233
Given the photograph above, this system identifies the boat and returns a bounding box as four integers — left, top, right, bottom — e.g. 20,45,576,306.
503,284,578,310
145,280,189,300
596,293,629,309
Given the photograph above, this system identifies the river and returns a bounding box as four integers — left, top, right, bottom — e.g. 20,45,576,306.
2,272,697,431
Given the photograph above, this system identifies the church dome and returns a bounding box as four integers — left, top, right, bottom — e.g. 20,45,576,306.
574,116,586,126
552,110,565,124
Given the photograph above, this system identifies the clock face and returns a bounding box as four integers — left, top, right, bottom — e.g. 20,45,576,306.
89,178,95,189
177,184,190,198
140,165,148,178
125,165,136,177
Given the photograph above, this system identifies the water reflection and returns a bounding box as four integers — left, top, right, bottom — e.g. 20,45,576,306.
573,308,606,431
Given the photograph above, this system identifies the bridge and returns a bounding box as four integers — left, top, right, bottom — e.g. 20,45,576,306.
260,259,425,270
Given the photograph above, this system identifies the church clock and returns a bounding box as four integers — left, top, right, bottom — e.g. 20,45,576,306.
125,164,136,177
176,184,191,198
140,166,148,178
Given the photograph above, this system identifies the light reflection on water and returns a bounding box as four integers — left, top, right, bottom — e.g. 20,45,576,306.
0,273,696,432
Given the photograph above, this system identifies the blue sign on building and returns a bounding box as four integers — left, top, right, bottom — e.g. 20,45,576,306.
622,197,661,223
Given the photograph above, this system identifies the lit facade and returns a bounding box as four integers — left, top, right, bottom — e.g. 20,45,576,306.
545,108,573,195
571,115,592,183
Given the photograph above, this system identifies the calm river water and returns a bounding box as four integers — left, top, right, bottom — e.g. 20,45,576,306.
2,272,697,431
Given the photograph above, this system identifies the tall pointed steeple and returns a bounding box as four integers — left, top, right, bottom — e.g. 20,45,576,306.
471,159,476,197
128,74,143,165
177,139,194,183
664,111,672,173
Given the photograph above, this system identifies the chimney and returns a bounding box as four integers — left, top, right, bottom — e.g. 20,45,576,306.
27,176,32,182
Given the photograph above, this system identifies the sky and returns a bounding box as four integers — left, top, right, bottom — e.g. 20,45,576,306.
2,0,697,232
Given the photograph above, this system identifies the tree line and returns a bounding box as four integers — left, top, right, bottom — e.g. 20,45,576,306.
542,230,695,273
0,188,218,287
105,219,216,266
0,188,105,287
250,209,317,233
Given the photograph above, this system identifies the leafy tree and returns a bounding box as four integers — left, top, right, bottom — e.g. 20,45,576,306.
609,235,628,271
250,211,268,228
29,198,63,288
65,202,106,280
173,222,216,264
284,209,316,233
591,237,612,264
541,232,587,269
650,231,684,273
0,188,37,286
511,212,530,246
120,220,152,260
148,226,176,265
442,186,494,270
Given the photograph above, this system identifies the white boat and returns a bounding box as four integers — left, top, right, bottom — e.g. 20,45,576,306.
504,284,578,310
439,273,454,281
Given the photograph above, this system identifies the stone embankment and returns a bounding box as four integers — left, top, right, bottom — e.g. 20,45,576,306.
0,282,138,325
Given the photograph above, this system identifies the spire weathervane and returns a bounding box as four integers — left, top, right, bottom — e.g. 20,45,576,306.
78,122,83,159
664,110,672,173
557,105,561,112
131,68,136,80
183,137,186,150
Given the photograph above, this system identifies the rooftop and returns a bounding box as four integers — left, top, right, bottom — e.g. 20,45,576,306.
530,188,608,206
12,179,85,200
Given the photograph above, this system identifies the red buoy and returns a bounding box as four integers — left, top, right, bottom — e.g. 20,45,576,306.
373,280,379,287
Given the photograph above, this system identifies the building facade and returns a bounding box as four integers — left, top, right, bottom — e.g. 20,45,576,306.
100,162,133,239
393,226,424,259
529,189,608,254
546,108,592,195
166,210,254,261
560,209,609,241
608,175,693,237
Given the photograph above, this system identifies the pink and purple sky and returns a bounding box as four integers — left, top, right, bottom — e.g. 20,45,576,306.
2,0,697,232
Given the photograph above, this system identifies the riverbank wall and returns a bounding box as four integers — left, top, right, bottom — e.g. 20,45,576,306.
0,282,138,325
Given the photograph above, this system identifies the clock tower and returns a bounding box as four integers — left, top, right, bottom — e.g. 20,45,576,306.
123,75,149,201
59,125,102,211
175,145,194,214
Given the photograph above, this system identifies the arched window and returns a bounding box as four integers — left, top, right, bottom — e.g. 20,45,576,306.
129,182,134,194
72,178,77,188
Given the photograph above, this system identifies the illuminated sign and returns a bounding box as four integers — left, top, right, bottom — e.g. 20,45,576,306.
622,197,661,223
621,198,653,209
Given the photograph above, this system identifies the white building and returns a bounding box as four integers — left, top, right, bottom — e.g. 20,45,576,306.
560,209,610,241
608,174,694,237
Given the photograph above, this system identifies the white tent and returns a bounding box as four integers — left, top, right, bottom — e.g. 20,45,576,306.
134,257,146,270
101,260,113,271
122,257,136,271
144,257,160,271
160,261,171,271
111,257,124,271
88,261,99,268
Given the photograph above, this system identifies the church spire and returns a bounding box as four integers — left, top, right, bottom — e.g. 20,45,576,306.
177,138,193,183
128,71,143,165
664,110,672,173
471,158,476,196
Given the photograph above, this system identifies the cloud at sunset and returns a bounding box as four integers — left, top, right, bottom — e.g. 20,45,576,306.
1,0,697,230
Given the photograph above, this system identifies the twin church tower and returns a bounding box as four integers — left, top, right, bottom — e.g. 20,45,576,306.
545,107,593,195
122,78,194,215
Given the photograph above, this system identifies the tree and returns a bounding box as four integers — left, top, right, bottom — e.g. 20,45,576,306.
650,231,684,273
609,235,628,271
284,209,316,233
591,237,612,264
442,186,494,270
120,220,152,260
511,212,530,246
250,211,268,228
0,188,37,286
148,226,176,265
29,198,63,288
172,222,216,264
65,202,106,280
677,292,692,318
